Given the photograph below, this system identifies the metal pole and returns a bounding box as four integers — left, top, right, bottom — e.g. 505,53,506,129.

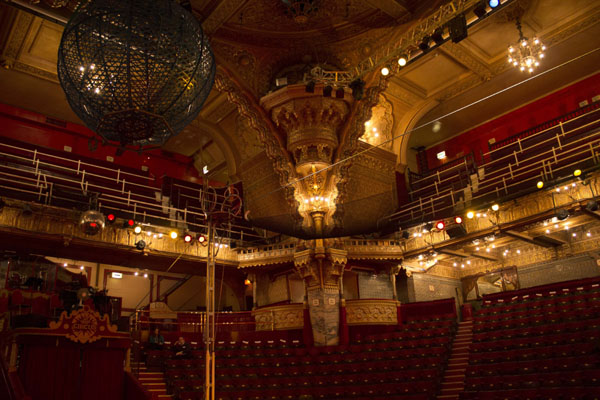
205,218,216,400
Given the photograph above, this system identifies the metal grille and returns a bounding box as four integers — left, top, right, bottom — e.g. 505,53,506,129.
57,0,215,147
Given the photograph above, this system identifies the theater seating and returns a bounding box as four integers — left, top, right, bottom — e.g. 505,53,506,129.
461,278,600,400
154,314,456,400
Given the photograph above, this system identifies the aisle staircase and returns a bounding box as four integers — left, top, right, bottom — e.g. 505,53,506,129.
437,319,473,399
132,360,173,400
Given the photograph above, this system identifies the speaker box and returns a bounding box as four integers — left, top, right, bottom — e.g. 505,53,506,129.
448,14,468,43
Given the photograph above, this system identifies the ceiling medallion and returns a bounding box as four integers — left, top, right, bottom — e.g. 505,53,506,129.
57,0,215,148
507,18,546,73
281,0,319,24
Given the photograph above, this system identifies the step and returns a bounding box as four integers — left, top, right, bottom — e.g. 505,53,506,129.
439,387,463,393
441,382,464,390
437,395,459,399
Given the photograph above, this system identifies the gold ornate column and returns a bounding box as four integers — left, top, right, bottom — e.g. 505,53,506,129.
294,241,347,346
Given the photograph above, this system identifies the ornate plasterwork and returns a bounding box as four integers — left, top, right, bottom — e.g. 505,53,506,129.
345,299,399,325
235,115,264,162
332,77,389,230
214,69,302,226
293,246,348,290
252,303,304,331
202,0,246,35
439,43,492,81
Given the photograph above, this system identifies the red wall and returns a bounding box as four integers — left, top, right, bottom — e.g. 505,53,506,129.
0,103,204,187
425,73,600,171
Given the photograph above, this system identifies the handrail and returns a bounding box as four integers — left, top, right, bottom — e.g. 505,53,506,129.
390,104,600,223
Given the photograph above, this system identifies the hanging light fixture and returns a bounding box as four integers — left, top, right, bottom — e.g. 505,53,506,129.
507,18,546,73
57,0,215,149
281,0,319,24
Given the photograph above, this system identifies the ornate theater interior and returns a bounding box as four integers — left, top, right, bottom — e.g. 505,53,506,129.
0,0,599,399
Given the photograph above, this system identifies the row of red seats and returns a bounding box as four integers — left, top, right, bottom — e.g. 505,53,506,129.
460,386,600,400
215,380,437,400
476,290,600,316
473,318,599,342
216,369,441,390
470,329,595,352
472,308,600,333
466,369,600,391
469,344,596,364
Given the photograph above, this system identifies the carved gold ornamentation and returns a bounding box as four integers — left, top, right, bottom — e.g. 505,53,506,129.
48,306,118,344
345,299,399,325
252,303,304,331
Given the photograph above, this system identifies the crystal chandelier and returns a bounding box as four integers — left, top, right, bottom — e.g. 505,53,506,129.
507,18,546,73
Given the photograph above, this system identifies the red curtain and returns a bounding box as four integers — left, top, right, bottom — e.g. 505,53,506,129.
19,344,80,400
81,348,125,400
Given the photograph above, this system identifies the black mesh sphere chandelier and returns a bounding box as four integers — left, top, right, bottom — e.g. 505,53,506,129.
57,0,215,148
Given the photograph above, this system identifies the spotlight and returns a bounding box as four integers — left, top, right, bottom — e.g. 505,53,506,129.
466,211,474,219
474,0,487,18
198,234,206,244
432,28,444,45
381,66,390,76
419,36,430,51
555,209,569,221
183,233,193,243
448,14,468,43
123,219,135,228
134,271,139,276
488,0,499,8
134,225,142,234
335,88,345,98
435,221,446,231
424,222,434,232
537,181,544,189
305,81,315,93
398,54,408,67
491,204,499,211
135,240,146,250
323,85,333,97
106,213,116,224
454,216,463,224
349,79,365,100
244,278,251,286
586,200,599,212
170,231,178,239
573,169,582,177
143,273,148,278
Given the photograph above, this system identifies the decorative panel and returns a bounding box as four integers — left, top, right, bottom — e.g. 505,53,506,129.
252,303,304,331
345,299,398,325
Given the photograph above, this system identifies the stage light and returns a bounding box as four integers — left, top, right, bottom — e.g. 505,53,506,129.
537,181,544,189
323,85,333,97
556,209,569,221
143,273,148,278
574,169,582,177
435,221,446,231
474,0,487,18
454,216,463,224
466,211,474,219
135,240,146,250
349,79,365,100
432,28,444,45
107,213,116,224
244,278,251,286
170,231,178,239
398,55,408,67
381,67,390,76
183,233,193,243
488,0,499,8
491,204,499,211
123,219,135,228
424,222,434,232
134,271,139,276
198,235,206,244
134,225,142,234
419,36,430,51
586,200,599,212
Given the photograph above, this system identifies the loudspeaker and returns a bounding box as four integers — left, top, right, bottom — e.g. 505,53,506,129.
448,14,468,43
446,224,467,238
